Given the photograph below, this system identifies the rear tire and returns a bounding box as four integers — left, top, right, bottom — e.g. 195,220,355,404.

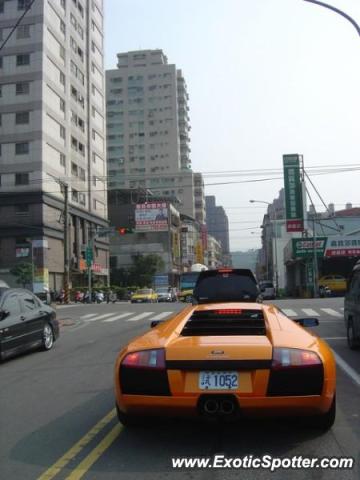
116,404,152,427
347,319,360,350
312,395,336,431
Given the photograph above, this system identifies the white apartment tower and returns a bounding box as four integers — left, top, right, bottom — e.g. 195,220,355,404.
0,0,108,290
106,49,203,220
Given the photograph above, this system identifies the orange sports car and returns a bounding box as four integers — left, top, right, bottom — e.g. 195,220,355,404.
114,269,336,429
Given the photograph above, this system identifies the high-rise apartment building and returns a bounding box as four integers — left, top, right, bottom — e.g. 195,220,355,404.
106,49,202,219
0,0,108,290
205,196,231,265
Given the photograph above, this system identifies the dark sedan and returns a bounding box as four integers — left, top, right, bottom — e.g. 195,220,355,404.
0,287,59,361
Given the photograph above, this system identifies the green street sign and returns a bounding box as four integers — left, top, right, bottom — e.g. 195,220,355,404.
85,246,93,267
292,237,327,258
283,154,304,232
306,261,314,287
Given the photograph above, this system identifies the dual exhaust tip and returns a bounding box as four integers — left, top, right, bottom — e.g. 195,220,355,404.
202,398,236,416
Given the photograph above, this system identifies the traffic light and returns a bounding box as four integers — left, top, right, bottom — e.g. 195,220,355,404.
117,227,134,235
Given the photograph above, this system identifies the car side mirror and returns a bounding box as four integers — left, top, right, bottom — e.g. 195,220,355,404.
0,309,10,320
294,317,319,327
150,320,164,328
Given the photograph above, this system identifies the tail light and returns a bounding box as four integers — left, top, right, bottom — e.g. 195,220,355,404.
122,349,166,370
271,348,322,369
120,349,170,396
267,348,324,396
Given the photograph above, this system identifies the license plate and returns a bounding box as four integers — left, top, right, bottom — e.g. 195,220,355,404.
199,371,238,390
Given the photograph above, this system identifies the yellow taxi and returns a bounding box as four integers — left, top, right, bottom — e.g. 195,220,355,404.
130,288,158,304
318,275,347,294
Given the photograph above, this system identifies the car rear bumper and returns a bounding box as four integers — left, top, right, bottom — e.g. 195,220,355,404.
117,393,334,417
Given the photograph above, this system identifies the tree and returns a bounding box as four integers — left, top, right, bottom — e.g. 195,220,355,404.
129,254,165,287
10,262,33,288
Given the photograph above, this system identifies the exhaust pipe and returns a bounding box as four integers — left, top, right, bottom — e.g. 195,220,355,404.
219,399,235,415
203,399,219,415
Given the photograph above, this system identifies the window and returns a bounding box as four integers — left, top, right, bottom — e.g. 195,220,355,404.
0,1,4,14
16,54,30,66
72,189,79,202
60,153,66,166
59,45,65,60
17,24,30,39
15,204,29,215
60,125,66,139
60,98,65,112
15,172,29,184
18,0,32,10
15,143,29,155
60,71,65,86
15,111,30,124
2,295,22,316
16,82,30,95
22,293,38,311
60,20,66,34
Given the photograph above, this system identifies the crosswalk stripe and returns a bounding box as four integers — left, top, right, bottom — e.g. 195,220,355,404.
320,308,342,317
87,313,115,321
103,313,133,323
151,311,173,321
301,308,319,316
81,313,98,319
282,309,298,317
126,312,154,322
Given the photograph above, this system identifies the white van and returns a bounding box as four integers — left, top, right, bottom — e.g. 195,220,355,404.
259,281,276,300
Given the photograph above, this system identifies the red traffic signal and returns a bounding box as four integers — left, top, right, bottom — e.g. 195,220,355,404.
117,227,134,235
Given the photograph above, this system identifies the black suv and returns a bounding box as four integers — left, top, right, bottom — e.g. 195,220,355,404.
192,268,261,304
344,262,360,350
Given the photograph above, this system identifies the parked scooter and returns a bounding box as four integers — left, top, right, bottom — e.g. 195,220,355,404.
95,291,104,303
319,285,332,298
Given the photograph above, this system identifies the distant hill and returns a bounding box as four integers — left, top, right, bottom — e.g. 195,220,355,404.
231,250,259,272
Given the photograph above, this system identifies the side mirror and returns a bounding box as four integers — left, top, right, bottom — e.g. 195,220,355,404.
294,317,319,327
150,320,164,328
0,309,10,320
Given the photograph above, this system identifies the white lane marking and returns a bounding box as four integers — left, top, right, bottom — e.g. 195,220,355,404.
323,337,346,340
126,312,154,322
103,312,133,322
282,309,298,317
333,351,360,387
151,311,173,320
301,308,319,316
320,308,342,317
86,313,115,321
81,313,97,319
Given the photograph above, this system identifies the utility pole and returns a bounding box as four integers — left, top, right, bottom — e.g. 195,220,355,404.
62,183,70,304
312,213,319,298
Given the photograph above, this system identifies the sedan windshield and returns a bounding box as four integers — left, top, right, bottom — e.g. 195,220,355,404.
136,289,152,295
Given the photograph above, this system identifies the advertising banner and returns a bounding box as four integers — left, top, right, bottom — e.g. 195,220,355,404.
135,202,168,232
324,236,360,257
292,237,327,258
283,154,304,232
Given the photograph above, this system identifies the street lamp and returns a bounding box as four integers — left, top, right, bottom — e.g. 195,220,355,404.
303,1,360,37
250,199,279,294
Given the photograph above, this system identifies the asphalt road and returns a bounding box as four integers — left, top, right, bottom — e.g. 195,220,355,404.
1,298,359,480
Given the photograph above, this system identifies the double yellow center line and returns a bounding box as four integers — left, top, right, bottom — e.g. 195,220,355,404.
37,408,122,480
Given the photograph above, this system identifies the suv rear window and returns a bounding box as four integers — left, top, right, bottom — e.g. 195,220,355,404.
193,269,259,304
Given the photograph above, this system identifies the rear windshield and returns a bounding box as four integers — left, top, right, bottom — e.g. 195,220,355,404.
193,270,259,303
260,282,274,288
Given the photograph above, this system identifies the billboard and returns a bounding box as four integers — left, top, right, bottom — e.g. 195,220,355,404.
324,236,360,257
292,238,327,258
135,202,168,232
283,154,304,232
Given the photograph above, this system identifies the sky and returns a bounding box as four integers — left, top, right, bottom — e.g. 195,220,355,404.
104,0,360,252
